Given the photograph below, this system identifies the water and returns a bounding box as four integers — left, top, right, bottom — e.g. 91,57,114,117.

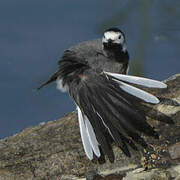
0,0,180,138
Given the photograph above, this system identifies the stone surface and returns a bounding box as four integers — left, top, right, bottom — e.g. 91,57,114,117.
0,74,179,180
168,142,180,160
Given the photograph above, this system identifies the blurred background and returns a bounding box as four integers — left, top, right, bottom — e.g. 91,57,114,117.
0,0,180,139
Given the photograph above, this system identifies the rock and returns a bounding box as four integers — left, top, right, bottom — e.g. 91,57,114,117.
124,169,171,180
175,175,180,180
0,74,179,180
169,142,180,160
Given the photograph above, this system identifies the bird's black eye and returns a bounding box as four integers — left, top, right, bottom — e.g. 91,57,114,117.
118,35,121,39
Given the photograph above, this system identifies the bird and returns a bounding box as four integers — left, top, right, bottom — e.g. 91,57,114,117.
38,27,171,163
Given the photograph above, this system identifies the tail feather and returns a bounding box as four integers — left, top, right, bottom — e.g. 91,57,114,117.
43,58,173,162
75,73,162,161
78,89,115,162
77,106,93,160
119,133,138,151
118,81,160,104
85,86,136,156
126,131,148,148
96,83,159,139
84,114,101,157
105,73,161,104
104,72,167,88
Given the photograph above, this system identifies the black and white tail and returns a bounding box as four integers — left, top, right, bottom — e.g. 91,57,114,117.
38,58,171,163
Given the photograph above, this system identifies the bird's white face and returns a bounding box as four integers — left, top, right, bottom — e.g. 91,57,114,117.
102,30,126,52
102,31,125,45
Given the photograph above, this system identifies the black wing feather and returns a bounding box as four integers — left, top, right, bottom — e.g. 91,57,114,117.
59,58,161,161
88,83,149,148
78,87,115,162
38,51,170,163
89,79,159,139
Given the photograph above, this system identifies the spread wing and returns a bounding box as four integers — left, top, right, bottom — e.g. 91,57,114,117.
54,55,169,162
38,50,169,163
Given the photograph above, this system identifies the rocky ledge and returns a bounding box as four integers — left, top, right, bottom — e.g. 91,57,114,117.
0,74,180,180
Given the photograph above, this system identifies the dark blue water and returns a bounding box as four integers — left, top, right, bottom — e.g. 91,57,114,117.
0,0,180,138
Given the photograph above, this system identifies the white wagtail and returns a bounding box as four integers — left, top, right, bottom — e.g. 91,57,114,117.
38,28,170,163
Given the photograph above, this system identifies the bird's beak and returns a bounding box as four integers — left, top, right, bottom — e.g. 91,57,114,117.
107,39,113,44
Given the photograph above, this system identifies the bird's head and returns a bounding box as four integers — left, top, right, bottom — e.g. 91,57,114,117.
102,27,126,52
